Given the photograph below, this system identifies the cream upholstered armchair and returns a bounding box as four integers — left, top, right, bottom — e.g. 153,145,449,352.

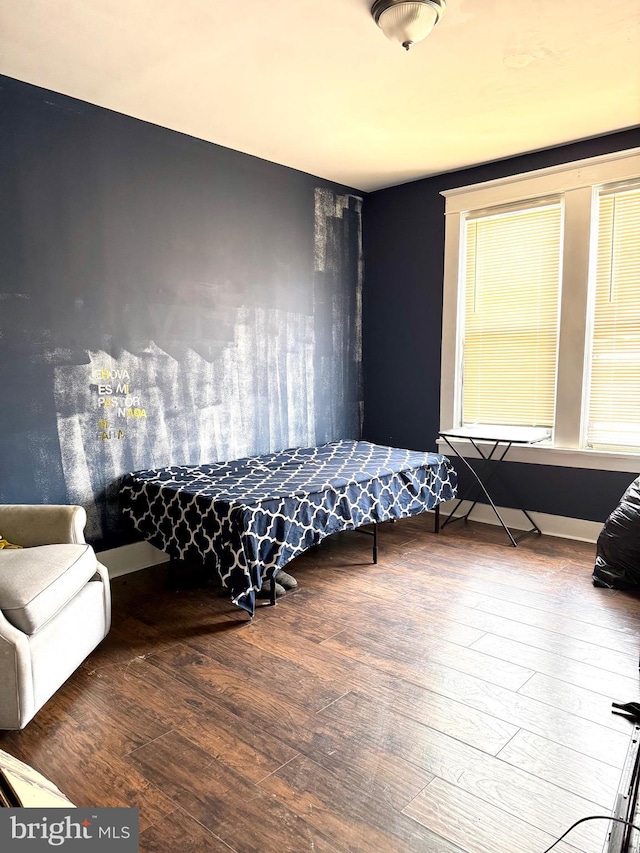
0,505,111,729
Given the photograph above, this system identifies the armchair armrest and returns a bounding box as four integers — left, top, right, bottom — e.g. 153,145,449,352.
0,505,87,547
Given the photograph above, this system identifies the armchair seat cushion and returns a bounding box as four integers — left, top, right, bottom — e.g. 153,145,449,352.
0,544,97,634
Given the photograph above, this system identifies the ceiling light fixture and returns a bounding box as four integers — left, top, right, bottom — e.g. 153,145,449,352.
371,0,446,51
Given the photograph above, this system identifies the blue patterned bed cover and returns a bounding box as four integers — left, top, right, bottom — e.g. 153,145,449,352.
120,440,457,615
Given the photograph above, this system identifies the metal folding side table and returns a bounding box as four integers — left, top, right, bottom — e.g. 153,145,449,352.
438,425,550,547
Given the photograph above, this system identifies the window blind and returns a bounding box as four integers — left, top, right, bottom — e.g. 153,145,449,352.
586,186,640,452
461,202,562,428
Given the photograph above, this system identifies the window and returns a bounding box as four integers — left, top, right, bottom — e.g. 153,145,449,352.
440,149,640,471
586,186,640,452
461,202,562,429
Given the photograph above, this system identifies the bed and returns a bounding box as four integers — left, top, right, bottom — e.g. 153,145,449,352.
120,439,457,615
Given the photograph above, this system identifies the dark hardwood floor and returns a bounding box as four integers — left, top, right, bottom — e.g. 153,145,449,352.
2,516,639,852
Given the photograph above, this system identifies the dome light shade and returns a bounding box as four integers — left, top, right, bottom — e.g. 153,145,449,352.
371,0,446,51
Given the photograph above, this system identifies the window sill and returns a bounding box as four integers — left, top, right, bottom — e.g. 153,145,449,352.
436,437,640,474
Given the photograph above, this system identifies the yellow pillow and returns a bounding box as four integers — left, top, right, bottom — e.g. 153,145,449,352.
0,537,22,550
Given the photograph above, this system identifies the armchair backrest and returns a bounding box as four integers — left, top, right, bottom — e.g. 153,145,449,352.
0,505,87,548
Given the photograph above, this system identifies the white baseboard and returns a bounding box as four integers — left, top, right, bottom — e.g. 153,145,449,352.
436,500,603,543
96,541,169,579
96,506,603,579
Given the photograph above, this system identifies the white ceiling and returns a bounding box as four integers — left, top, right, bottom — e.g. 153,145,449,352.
0,0,639,191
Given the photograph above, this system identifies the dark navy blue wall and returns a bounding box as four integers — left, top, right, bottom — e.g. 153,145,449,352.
0,76,363,547
363,129,640,523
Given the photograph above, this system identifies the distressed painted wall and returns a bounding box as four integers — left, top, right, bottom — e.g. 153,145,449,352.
0,76,363,547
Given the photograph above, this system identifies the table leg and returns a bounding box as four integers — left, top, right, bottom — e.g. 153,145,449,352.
440,436,540,547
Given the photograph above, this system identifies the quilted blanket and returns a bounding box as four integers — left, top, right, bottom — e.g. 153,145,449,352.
120,440,457,615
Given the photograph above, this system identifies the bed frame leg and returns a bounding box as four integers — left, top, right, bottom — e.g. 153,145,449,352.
373,523,378,564
434,505,440,534
269,575,277,607
168,558,178,589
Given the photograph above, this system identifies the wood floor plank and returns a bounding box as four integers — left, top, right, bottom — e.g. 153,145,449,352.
321,624,534,691
353,651,629,767
277,577,490,643
497,729,622,808
411,596,638,676
401,559,629,627
51,663,186,757
144,641,336,737
286,725,435,812
475,596,639,654
139,808,234,853
147,641,345,714
518,673,638,734
127,729,339,853
233,616,369,684
253,594,350,643
314,598,485,650
157,648,438,827
399,549,568,594
314,688,611,852
116,657,301,783
298,542,490,590
328,562,493,610
185,629,353,711
258,752,464,853
240,616,628,766
2,703,175,831
79,612,183,672
505,590,640,638
355,679,519,755
548,592,640,636
403,776,581,853
470,632,639,699
397,553,640,641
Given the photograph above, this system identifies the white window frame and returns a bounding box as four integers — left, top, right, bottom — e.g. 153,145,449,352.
439,147,640,474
